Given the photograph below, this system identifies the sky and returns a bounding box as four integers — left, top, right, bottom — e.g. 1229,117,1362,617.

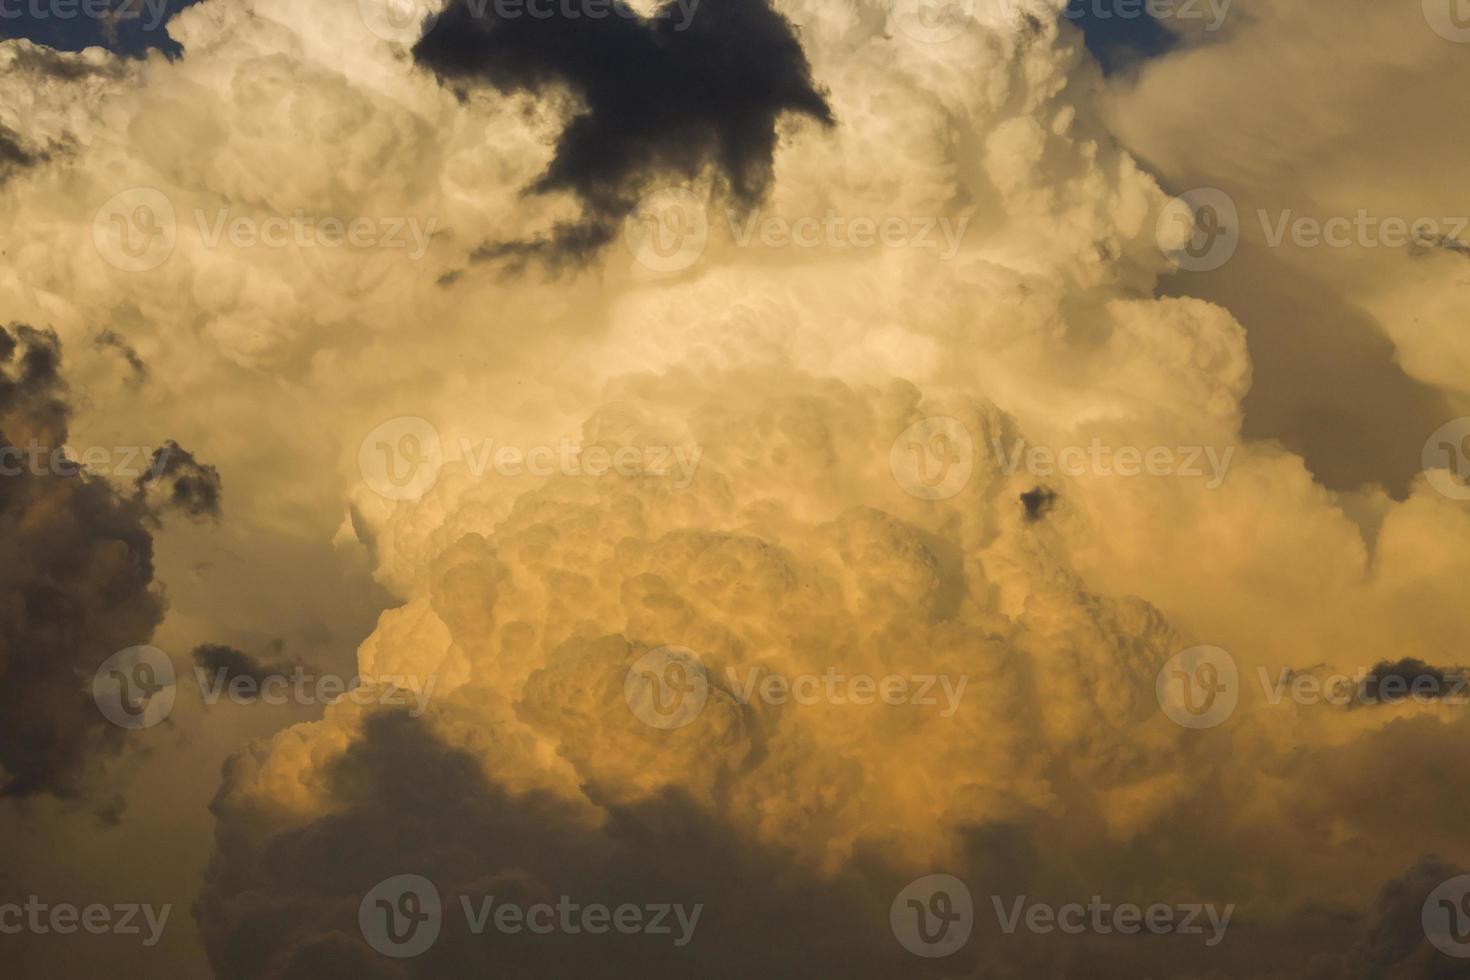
3,1,1470,978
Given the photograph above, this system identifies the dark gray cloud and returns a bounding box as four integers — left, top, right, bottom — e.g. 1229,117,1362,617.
0,324,164,800
1352,659,1468,708
192,643,302,688
1021,485,1057,522
413,0,832,267
137,440,223,520
95,329,150,385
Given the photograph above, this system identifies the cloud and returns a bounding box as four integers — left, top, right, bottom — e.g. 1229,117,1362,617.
413,0,832,265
